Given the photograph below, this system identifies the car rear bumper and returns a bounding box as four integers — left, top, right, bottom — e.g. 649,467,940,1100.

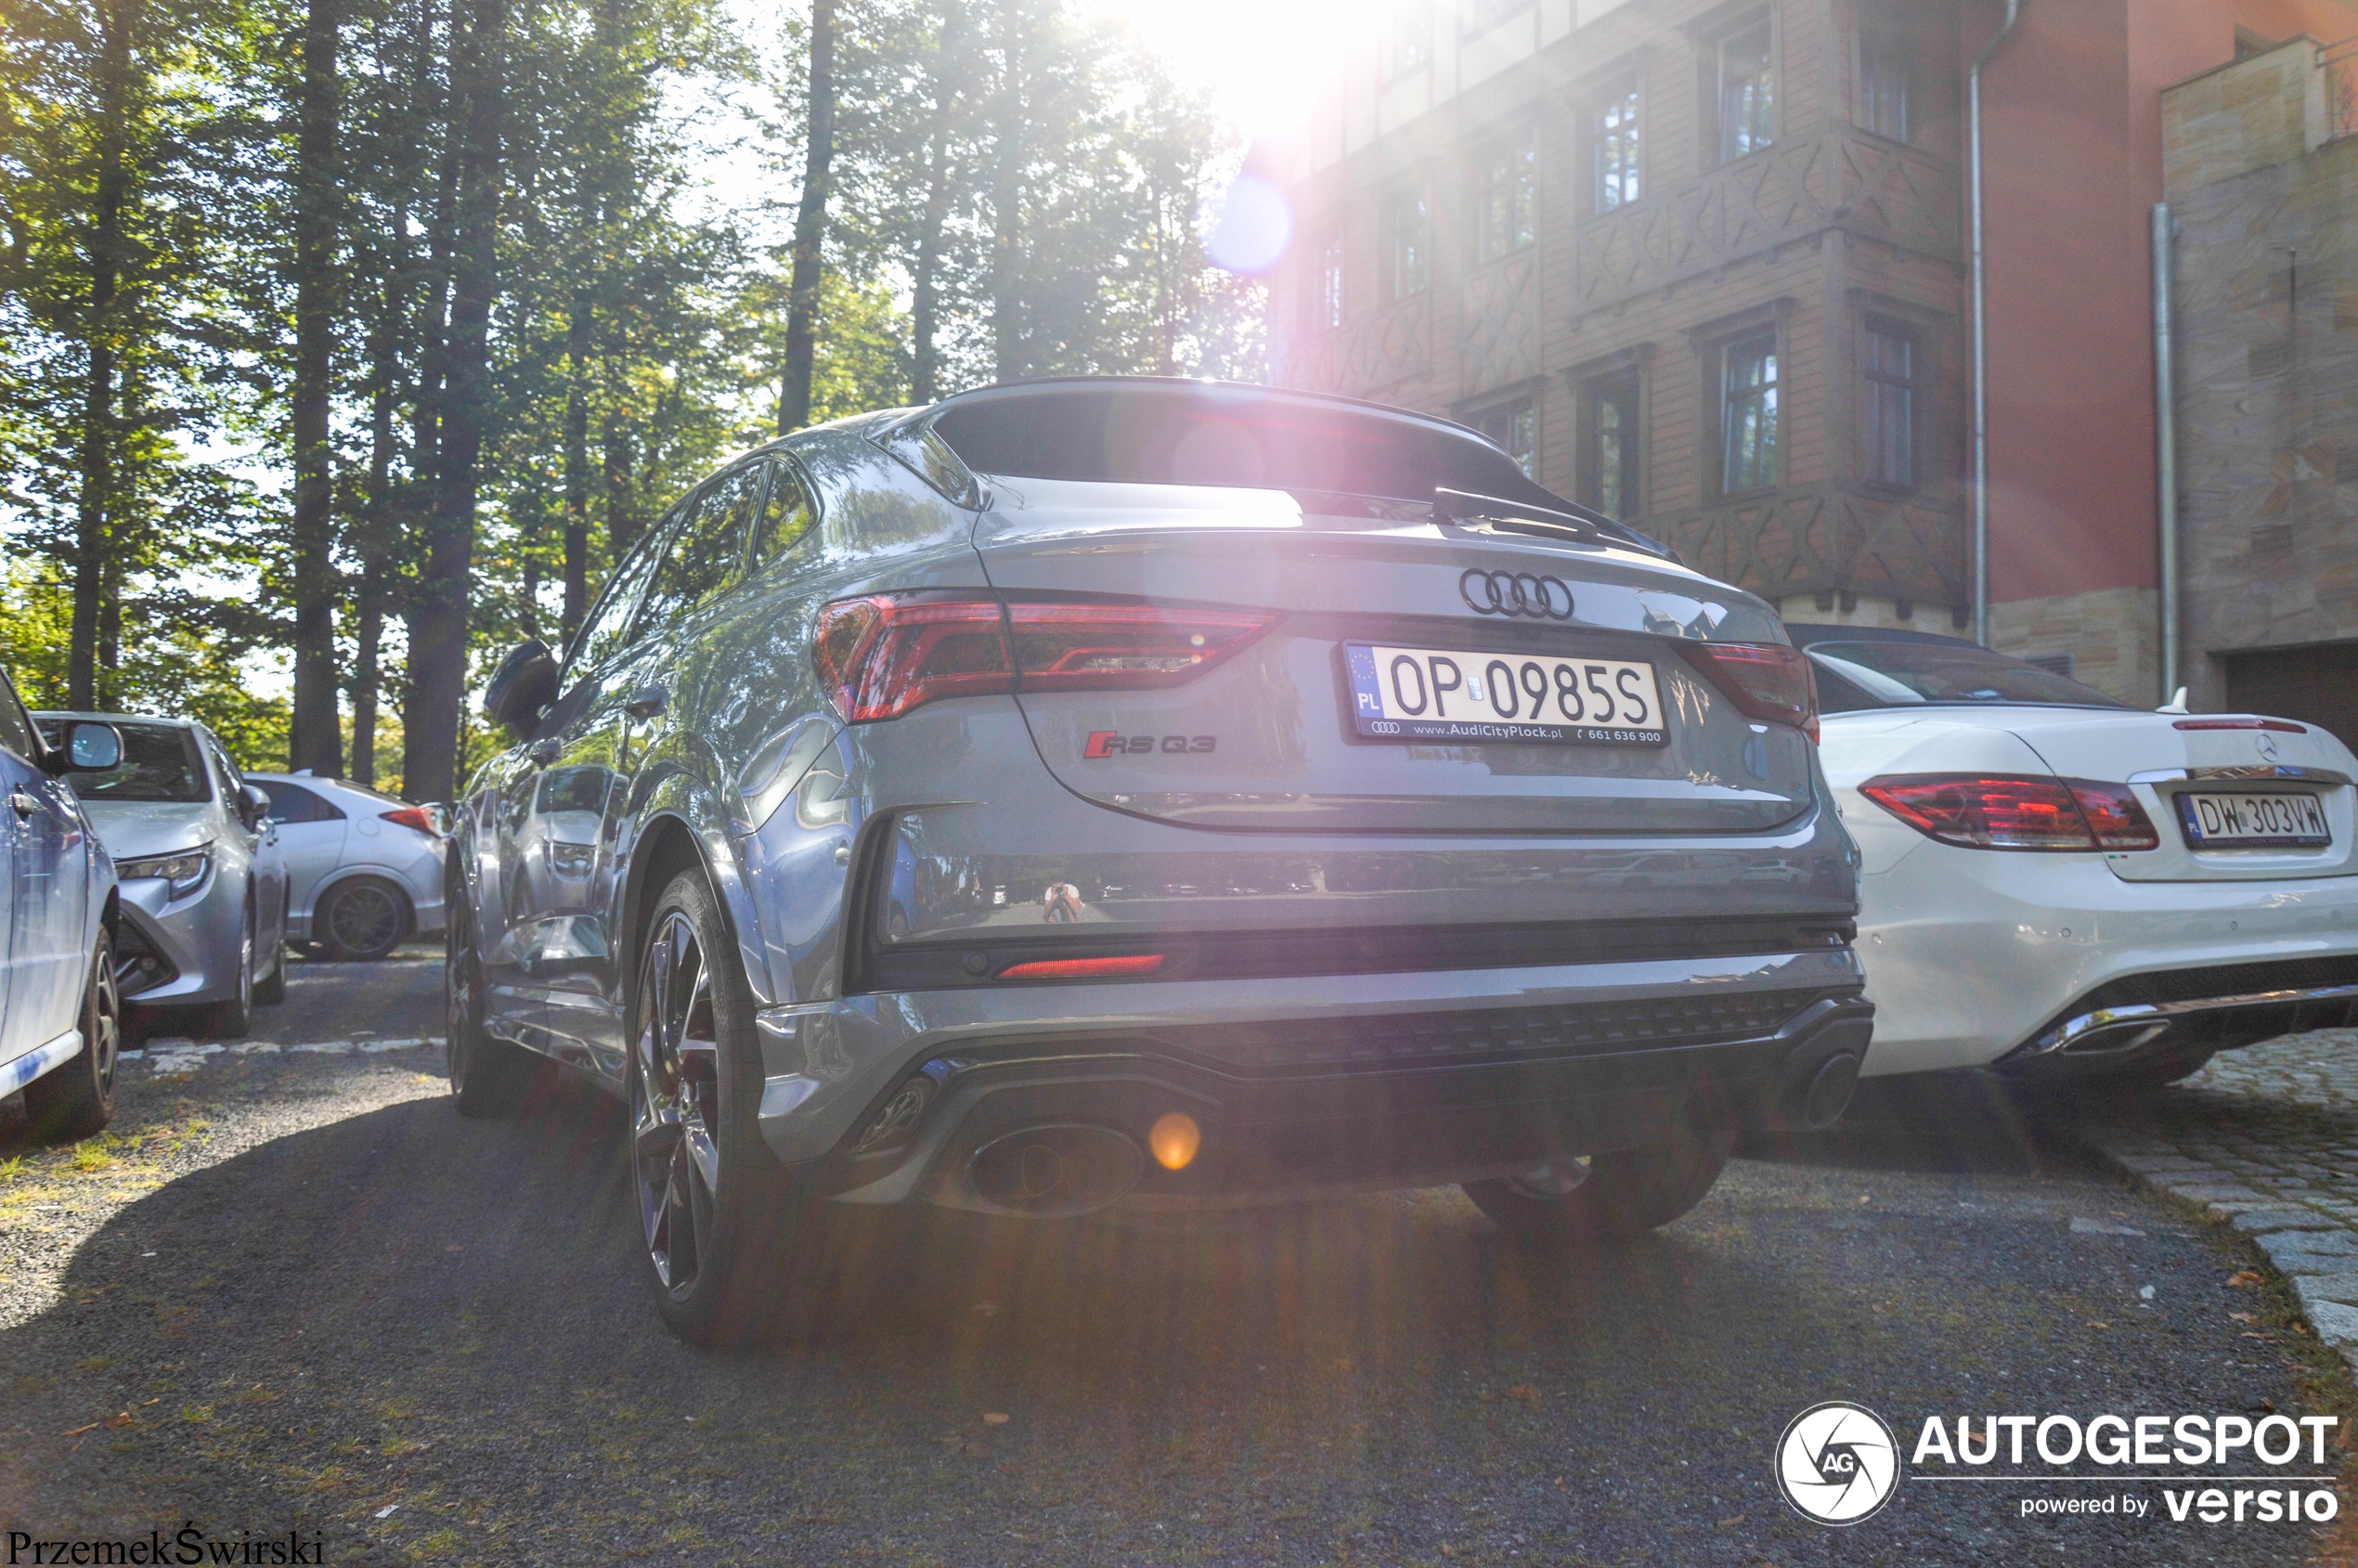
751,948,1870,1205
1993,955,2358,1078
1855,847,2358,1076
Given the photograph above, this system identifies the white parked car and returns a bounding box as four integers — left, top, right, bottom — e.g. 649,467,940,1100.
245,772,447,961
1801,626,2358,1088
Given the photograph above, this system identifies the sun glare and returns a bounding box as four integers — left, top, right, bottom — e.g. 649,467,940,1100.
1082,0,1386,141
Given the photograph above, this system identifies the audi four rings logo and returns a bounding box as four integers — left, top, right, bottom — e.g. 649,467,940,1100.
1460,568,1575,620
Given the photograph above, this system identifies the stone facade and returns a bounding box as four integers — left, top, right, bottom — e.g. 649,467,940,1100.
2163,40,2358,716
1266,0,1974,628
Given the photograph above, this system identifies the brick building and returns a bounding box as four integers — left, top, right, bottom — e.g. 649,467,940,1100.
2163,36,2358,744
1263,0,2358,706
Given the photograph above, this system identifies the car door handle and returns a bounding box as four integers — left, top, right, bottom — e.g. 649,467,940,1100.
7,789,34,819
626,685,667,721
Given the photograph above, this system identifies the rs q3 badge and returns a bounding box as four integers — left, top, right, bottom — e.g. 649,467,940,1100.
1085,732,1217,758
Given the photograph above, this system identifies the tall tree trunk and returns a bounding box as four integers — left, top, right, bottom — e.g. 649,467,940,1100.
989,0,1025,383
777,0,835,434
602,410,636,558
911,3,965,404
289,0,343,773
561,295,590,648
69,0,134,710
404,0,503,804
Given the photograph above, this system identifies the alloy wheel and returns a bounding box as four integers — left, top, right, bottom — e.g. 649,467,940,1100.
446,906,476,1085
632,909,722,1301
90,946,121,1097
329,883,402,954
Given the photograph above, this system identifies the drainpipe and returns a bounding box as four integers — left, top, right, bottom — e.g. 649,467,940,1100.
1970,0,2027,647
2152,201,2180,705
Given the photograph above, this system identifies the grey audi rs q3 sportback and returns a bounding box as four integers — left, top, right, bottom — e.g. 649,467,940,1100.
448,378,1872,1343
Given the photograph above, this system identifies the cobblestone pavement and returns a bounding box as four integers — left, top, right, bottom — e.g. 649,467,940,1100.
2089,1027,2358,1363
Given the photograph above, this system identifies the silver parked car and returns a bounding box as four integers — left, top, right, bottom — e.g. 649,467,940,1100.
247,772,447,961
447,378,1870,1344
0,671,123,1139
36,713,291,1037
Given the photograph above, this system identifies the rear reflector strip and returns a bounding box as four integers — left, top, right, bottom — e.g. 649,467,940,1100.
996,954,1166,980
2173,717,2307,733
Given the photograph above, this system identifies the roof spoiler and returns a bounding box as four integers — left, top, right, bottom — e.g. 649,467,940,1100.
1431,486,1680,563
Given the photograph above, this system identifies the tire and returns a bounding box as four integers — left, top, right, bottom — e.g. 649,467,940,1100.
206,904,254,1040
1464,1116,1737,1246
628,869,812,1347
446,894,538,1117
23,927,123,1141
253,897,288,1006
317,876,409,962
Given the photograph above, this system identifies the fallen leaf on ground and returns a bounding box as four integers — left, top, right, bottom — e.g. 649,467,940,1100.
62,1422,100,1437
1717,1515,1745,1529
2229,1312,2257,1324
1505,1385,1541,1404
983,1412,1010,1426
1333,1357,1354,1371
100,1412,133,1429
2226,1270,2263,1288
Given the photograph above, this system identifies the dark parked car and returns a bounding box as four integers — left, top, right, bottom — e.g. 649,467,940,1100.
447,378,1871,1343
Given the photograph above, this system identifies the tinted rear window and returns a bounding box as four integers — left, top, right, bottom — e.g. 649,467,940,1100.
930,384,1558,507
37,719,210,802
1807,641,2131,711
256,780,343,823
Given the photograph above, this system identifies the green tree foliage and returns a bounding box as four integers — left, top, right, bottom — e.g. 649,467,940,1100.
0,0,1259,795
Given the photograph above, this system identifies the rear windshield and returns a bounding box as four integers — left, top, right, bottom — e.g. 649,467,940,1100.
37,719,211,802
930,383,1556,508
1807,642,2131,712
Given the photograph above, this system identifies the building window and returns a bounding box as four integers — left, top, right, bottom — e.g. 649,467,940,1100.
1593,78,1641,213
1861,319,1914,487
1474,401,1537,478
1311,228,1343,332
1720,330,1779,493
1475,134,1537,264
1858,31,1911,142
1469,0,1526,32
1716,19,1775,164
1388,188,1429,300
1578,373,1642,520
1391,9,1431,77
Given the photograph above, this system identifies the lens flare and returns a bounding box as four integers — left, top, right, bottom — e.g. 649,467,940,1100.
1203,175,1292,274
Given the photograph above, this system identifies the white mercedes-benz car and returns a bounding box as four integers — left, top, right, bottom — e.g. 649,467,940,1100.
1800,625,2358,1088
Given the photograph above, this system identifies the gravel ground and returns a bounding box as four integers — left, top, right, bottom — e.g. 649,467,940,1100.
2,954,2352,1566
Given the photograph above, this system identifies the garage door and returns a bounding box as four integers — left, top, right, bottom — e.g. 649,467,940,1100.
2222,641,2358,755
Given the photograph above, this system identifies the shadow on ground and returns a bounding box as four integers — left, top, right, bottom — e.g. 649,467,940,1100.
0,1066,2326,1566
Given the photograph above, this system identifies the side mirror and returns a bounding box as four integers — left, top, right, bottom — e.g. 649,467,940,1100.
42,720,121,777
484,639,561,739
238,784,272,831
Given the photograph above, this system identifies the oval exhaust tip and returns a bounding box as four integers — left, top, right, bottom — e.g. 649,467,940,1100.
966,1125,1144,1217
1800,1052,1862,1131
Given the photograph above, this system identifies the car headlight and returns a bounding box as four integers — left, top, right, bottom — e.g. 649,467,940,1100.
118,845,212,899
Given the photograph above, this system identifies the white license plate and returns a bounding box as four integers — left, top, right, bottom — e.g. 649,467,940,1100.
2175,790,2331,849
1342,642,1667,746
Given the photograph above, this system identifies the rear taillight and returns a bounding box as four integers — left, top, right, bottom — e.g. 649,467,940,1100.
1679,641,1820,743
382,807,439,836
2062,781,2162,850
813,594,1273,722
1859,773,2160,851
